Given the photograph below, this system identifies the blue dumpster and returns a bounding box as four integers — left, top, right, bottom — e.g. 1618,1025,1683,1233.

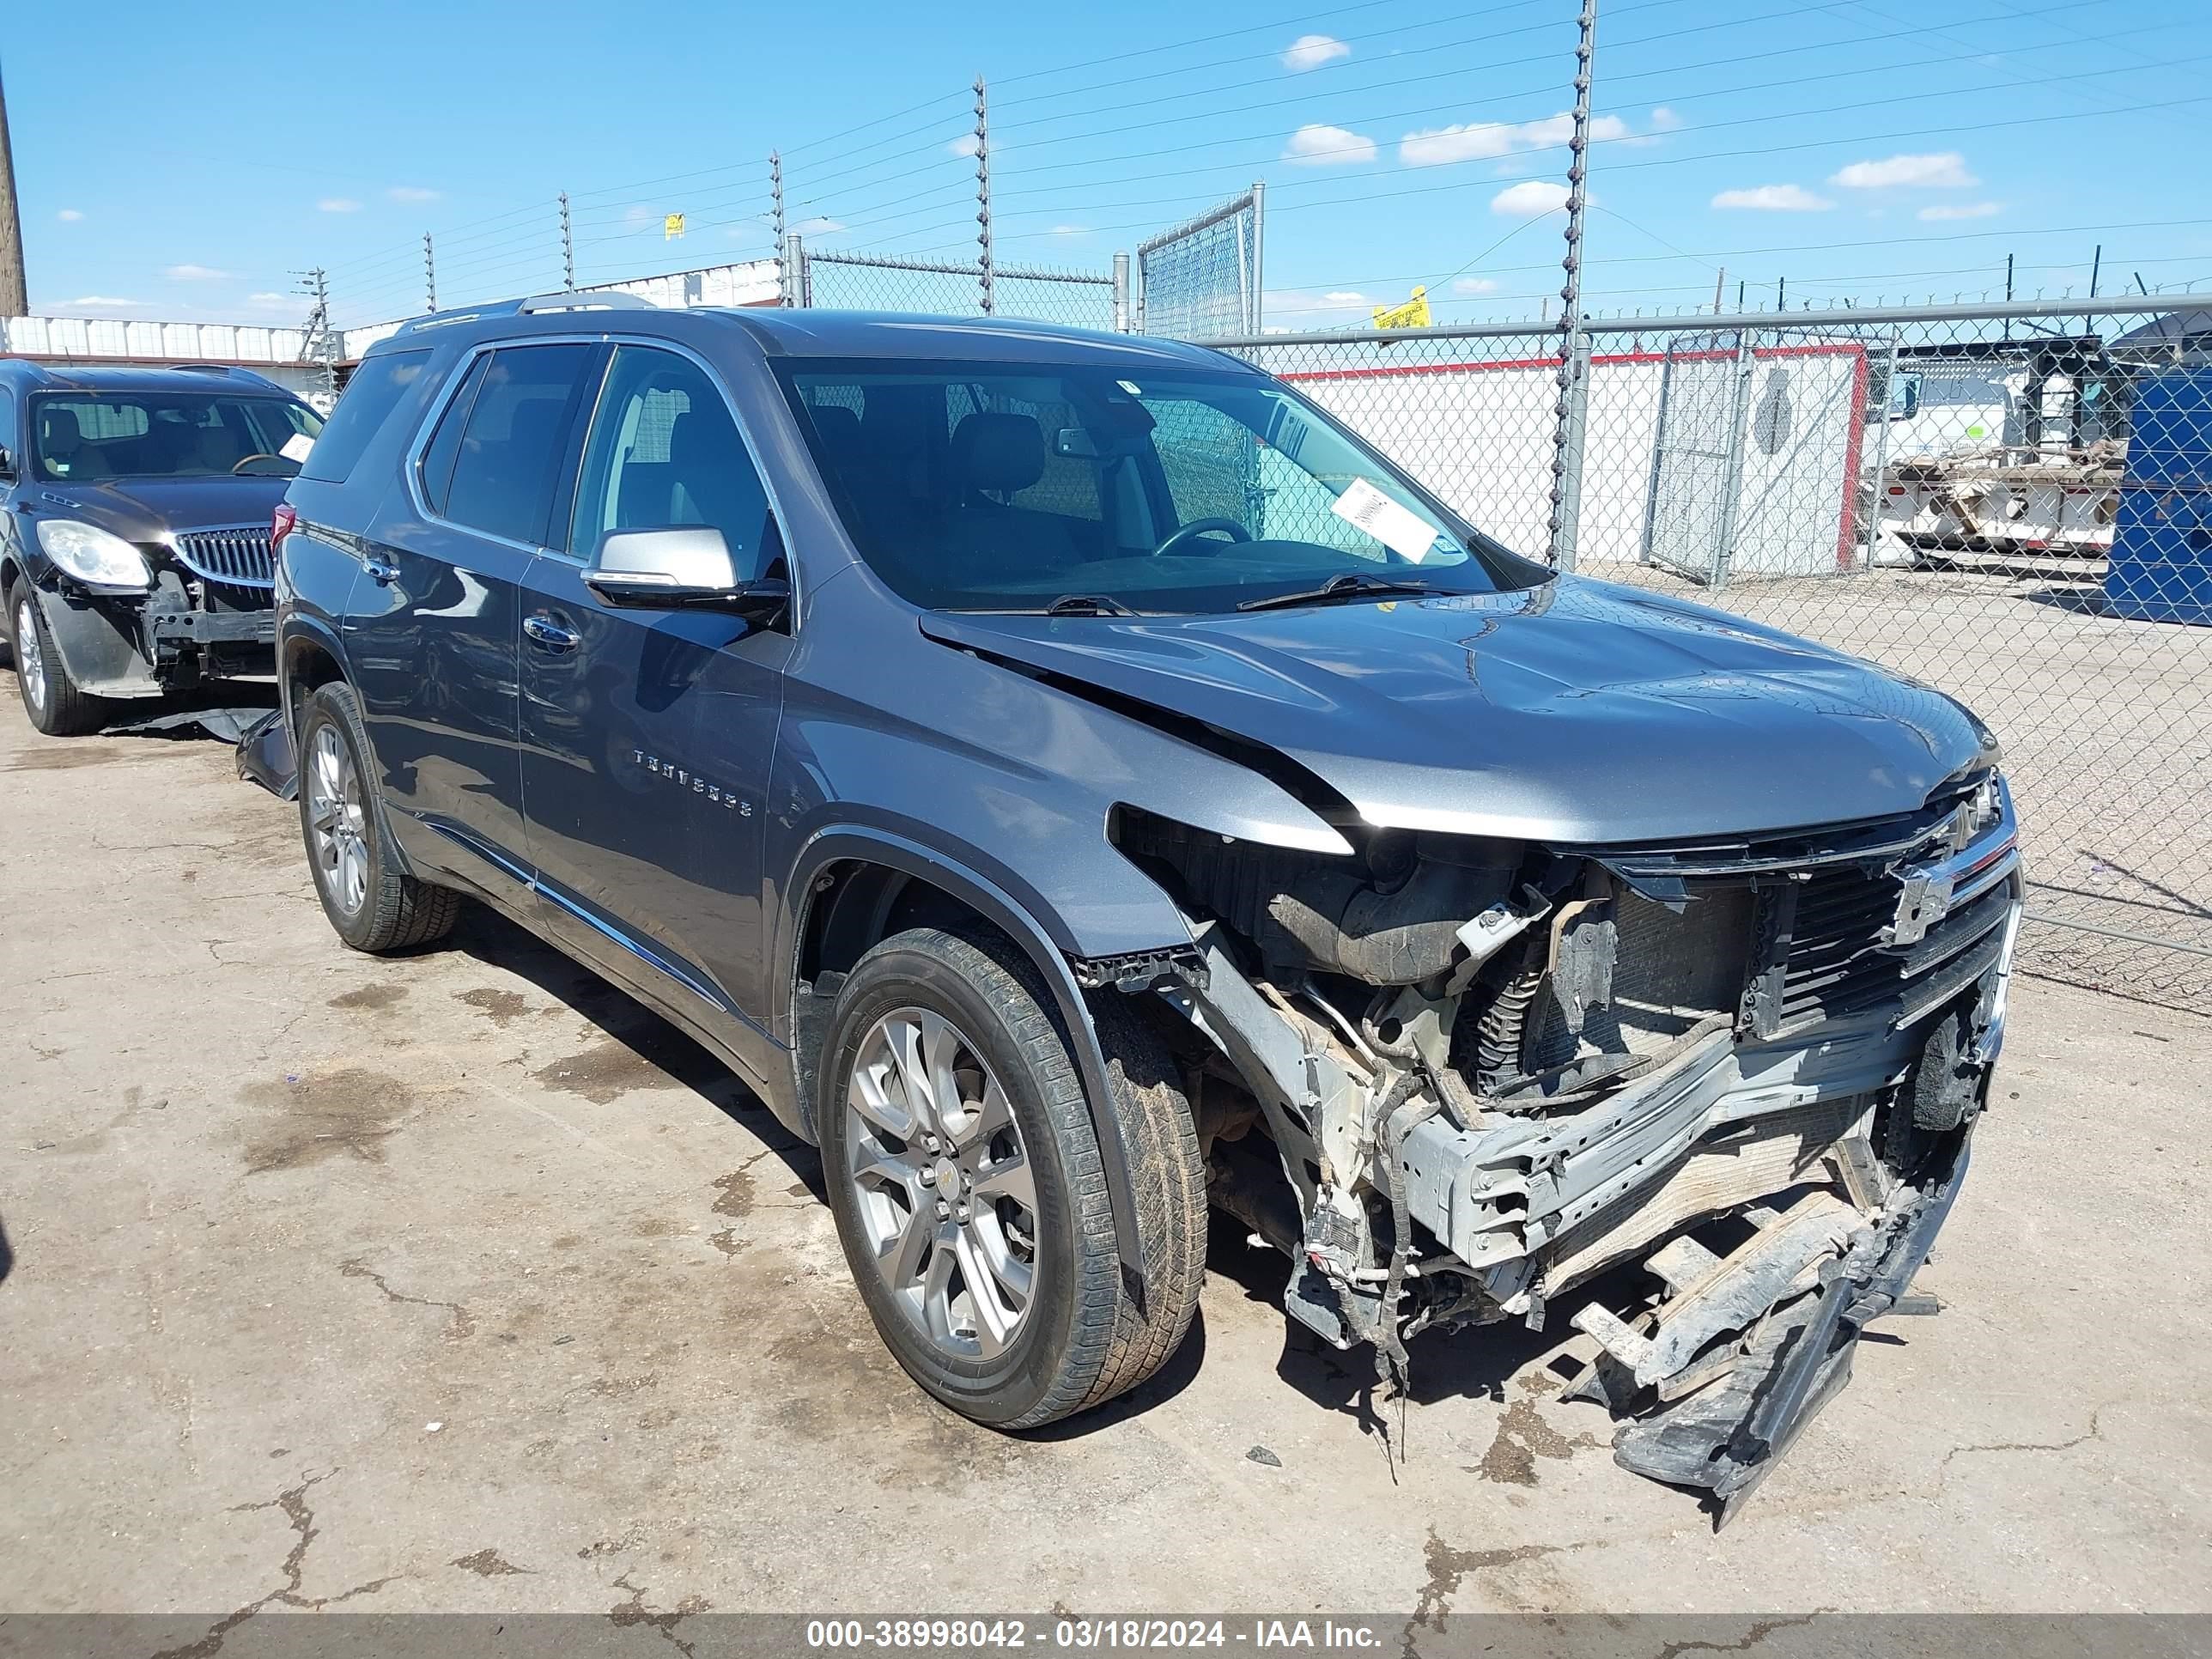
2107,367,2212,625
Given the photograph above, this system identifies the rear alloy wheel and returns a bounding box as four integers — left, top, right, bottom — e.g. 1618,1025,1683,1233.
296,682,460,952
11,589,106,736
819,927,1206,1430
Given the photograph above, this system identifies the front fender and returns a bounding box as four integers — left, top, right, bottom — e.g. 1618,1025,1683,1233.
780,823,1152,1274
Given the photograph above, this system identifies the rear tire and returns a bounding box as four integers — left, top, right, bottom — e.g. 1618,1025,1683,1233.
297,681,459,952
818,927,1205,1430
11,587,107,737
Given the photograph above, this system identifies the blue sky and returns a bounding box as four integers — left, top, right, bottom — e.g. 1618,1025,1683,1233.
7,0,2208,331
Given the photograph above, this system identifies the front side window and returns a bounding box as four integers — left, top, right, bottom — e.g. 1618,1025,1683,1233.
781,358,1542,614
436,343,599,546
28,391,323,483
568,345,779,576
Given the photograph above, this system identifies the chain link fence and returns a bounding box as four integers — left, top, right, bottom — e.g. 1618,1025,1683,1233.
793,245,1121,331
1225,299,2212,1007
1135,187,1263,342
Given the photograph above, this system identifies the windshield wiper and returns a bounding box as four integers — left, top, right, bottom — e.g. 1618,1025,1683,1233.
1042,593,1139,617
1235,572,1443,612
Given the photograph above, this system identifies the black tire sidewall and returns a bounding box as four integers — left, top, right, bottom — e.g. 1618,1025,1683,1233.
818,933,1097,1427
297,684,392,949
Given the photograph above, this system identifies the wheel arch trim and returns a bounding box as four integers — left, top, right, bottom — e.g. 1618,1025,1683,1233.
782,824,1146,1272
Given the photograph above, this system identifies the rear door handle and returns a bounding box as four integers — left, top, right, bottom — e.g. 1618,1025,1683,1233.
524,615,580,653
362,555,400,585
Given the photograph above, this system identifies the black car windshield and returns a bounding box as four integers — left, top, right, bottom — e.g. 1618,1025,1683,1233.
28,391,324,483
779,358,1547,613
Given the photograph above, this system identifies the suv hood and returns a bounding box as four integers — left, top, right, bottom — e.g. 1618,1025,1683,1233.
921,576,1992,845
30,477,288,543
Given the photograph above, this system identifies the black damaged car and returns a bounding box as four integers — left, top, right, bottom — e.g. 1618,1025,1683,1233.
0,360,325,736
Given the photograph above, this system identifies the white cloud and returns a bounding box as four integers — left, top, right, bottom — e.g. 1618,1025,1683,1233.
318,197,363,213
1451,276,1502,295
1401,108,1648,167
247,291,298,305
165,263,230,281
1283,123,1377,166
1283,32,1351,71
1263,288,1373,319
1491,180,1571,218
1829,151,1977,190
1050,224,1091,236
386,185,440,203
791,216,845,234
59,295,143,309
1917,200,2002,221
1711,184,1833,212
56,209,83,222
949,133,981,158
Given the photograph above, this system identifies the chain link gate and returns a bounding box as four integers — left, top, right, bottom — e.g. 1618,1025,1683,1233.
1134,186,1263,342
1224,299,2212,1007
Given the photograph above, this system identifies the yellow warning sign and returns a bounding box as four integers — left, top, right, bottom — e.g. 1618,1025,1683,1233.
1370,285,1431,330
664,213,686,240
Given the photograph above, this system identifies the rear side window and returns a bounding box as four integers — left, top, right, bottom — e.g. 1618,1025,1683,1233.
439,344,599,546
301,349,431,483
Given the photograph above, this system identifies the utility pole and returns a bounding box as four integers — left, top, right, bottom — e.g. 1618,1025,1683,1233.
973,75,994,315
1712,266,1726,315
559,192,574,292
770,150,787,305
423,233,437,313
299,267,336,403
1544,0,1595,570
0,59,27,316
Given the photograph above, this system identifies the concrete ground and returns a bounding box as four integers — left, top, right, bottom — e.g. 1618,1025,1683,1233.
2,678,2209,1624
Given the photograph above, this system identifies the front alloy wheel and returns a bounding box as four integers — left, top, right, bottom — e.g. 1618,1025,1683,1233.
846,1008,1039,1359
10,589,105,736
819,927,1207,1431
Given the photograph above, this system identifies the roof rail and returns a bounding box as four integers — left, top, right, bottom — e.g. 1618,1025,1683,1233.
390,289,655,339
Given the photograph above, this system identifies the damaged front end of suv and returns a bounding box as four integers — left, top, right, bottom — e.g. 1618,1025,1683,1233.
1090,748,2016,1521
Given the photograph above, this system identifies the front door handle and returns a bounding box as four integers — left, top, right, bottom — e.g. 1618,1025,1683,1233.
362,555,400,585
524,615,580,653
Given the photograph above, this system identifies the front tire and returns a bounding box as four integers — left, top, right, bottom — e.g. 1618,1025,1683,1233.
297,682,459,952
819,927,1206,1430
11,588,106,736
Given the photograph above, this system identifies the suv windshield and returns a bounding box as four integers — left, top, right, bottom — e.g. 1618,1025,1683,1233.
780,358,1546,613
28,391,324,483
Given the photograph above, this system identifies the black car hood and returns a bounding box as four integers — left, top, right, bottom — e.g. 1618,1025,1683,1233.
921,577,1994,845
30,477,288,542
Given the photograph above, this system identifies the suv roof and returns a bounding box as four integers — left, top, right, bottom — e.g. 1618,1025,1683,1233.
0,358,295,397
372,294,1247,373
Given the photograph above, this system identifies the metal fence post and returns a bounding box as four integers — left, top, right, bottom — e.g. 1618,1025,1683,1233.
1112,252,1131,332
973,76,994,316
1249,179,1267,336
1858,328,1903,568
422,233,436,313
559,192,574,292
782,233,808,307
770,150,786,301
1546,0,1597,569
1707,330,1758,589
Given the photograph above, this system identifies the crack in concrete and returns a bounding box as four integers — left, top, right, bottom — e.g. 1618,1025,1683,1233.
608,1572,712,1656
339,1258,477,1340
1937,1406,2108,1488
147,1472,401,1659
1404,1529,1572,1653
1649,1612,1827,1659
451,1547,534,1577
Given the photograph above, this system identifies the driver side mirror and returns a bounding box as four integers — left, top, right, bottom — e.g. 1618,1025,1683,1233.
583,526,789,624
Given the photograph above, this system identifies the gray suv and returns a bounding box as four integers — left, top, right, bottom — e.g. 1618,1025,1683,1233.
266,294,2021,1518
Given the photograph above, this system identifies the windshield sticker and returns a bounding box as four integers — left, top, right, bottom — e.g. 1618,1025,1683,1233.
280,433,315,463
1332,477,1441,562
